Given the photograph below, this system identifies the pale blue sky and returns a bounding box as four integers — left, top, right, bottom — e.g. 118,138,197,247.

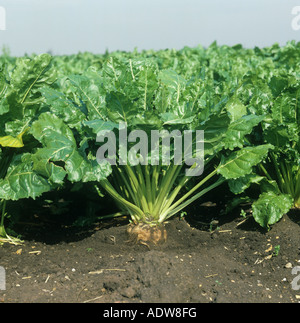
0,0,299,56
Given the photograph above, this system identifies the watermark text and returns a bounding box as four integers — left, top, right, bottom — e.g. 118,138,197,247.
291,266,300,291
96,123,204,177
292,6,300,30
0,266,5,290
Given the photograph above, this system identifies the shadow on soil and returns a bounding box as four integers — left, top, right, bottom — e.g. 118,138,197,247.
1,186,300,303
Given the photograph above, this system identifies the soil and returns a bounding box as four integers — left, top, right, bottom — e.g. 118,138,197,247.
0,202,300,303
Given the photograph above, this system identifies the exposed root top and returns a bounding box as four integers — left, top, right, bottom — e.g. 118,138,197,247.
127,223,167,246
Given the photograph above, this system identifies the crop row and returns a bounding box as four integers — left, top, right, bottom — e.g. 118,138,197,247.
0,42,299,244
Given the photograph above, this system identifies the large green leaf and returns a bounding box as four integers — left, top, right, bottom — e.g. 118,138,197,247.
228,173,265,194
10,53,56,107
31,112,111,184
157,69,189,122
128,59,158,110
41,87,86,131
252,191,294,229
201,113,231,157
223,115,265,150
0,55,58,204
0,54,56,139
217,144,273,179
158,69,186,103
0,154,51,201
106,92,137,124
83,119,119,135
68,74,106,120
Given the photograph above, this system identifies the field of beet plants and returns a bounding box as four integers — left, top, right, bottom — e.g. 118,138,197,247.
0,42,300,304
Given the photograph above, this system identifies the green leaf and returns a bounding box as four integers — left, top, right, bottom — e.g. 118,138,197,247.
201,113,231,157
252,191,293,229
260,178,282,194
158,69,186,103
0,54,57,139
31,149,67,185
31,112,111,184
101,57,123,92
10,53,56,106
130,59,158,110
218,144,273,179
83,119,119,135
41,87,86,131
269,75,288,97
224,115,265,150
0,154,51,201
225,97,247,121
160,112,195,125
228,173,265,194
106,92,137,123
68,74,106,120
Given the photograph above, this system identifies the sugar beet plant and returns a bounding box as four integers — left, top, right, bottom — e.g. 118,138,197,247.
227,61,300,229
34,57,271,244
0,54,111,244
0,54,56,243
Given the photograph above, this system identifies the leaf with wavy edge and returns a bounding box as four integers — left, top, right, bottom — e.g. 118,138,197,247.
0,154,51,201
217,144,273,179
252,191,293,229
31,112,111,184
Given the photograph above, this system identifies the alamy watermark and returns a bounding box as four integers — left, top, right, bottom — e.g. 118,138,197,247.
0,6,6,31
292,6,300,30
291,266,300,291
96,122,204,177
0,266,5,290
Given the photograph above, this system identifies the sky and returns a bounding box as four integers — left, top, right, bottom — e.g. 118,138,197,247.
0,0,299,56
